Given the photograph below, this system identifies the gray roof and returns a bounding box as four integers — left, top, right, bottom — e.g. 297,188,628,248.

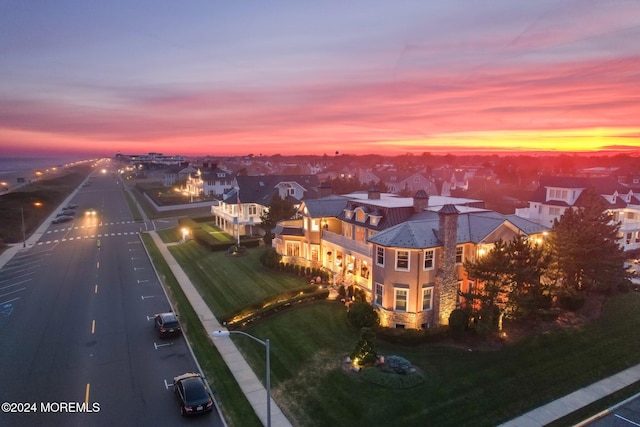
229,175,320,205
302,196,349,217
368,211,550,249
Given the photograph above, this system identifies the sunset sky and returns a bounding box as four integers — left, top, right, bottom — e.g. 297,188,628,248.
1,1,639,158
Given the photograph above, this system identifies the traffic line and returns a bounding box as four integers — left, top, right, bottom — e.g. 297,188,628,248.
94,285,98,294
0,287,26,299
85,383,90,404
141,295,155,300
164,379,172,390
154,342,174,349
91,320,95,334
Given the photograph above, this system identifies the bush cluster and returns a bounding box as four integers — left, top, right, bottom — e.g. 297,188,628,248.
347,302,380,329
374,326,448,346
224,286,329,328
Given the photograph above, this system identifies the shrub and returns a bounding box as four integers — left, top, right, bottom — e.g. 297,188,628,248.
347,302,380,329
557,288,586,311
350,327,377,366
259,248,282,268
375,326,448,346
448,309,469,338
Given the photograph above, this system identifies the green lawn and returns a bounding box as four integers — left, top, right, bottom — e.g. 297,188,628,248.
168,242,309,320
236,293,640,427
145,236,640,426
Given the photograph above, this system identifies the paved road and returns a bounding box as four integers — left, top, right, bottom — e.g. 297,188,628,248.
0,165,222,426
584,393,640,426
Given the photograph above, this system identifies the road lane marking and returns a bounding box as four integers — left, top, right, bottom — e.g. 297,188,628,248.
141,295,155,300
0,297,21,306
0,287,26,299
614,414,640,426
137,279,149,284
164,379,172,389
91,320,95,334
85,383,90,404
0,279,32,290
94,285,98,294
96,262,100,269
154,342,174,349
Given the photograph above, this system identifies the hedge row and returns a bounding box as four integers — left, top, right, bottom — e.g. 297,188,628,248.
177,217,202,229
374,325,449,346
191,228,262,252
224,287,330,329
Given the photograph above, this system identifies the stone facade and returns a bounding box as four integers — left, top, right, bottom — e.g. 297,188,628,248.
435,205,460,326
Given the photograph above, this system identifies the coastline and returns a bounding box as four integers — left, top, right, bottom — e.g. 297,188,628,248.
0,157,85,193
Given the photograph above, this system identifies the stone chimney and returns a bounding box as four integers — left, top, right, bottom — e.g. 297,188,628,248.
318,181,332,198
434,204,459,326
412,189,429,213
367,185,381,200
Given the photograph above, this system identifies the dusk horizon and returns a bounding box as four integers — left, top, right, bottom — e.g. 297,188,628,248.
1,1,639,158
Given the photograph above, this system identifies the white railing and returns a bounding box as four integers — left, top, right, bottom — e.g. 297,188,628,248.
322,230,372,257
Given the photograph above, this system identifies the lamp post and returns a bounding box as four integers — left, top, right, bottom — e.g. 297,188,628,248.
212,330,270,427
21,207,26,248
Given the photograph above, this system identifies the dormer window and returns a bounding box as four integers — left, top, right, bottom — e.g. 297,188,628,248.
344,209,353,219
369,210,382,226
355,207,369,222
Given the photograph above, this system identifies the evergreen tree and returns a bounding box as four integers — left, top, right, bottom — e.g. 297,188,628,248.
549,188,628,293
462,237,550,330
259,193,297,245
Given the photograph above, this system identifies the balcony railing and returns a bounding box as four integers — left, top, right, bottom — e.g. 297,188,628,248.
322,230,371,257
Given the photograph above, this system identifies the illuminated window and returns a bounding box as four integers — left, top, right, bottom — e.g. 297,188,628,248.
311,219,319,231
285,242,300,257
344,225,353,239
424,249,434,270
394,288,408,311
422,287,433,311
375,283,383,306
396,250,409,271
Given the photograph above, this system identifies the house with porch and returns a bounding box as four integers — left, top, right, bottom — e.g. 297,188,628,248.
211,174,321,240
515,175,640,252
273,187,548,329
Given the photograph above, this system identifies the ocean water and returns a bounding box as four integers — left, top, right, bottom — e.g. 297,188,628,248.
0,156,82,173
0,156,87,189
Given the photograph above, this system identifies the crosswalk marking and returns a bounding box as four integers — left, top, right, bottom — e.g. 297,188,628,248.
36,232,140,246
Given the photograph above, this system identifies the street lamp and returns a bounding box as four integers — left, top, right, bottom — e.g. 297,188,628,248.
212,330,271,427
21,202,43,248
21,207,26,248
181,227,189,243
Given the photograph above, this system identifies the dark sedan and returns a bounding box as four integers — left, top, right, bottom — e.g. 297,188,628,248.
154,312,181,338
173,372,213,416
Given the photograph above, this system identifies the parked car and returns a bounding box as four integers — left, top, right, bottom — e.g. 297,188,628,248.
51,215,74,224
173,372,214,416
57,210,76,217
154,312,181,338
65,204,78,209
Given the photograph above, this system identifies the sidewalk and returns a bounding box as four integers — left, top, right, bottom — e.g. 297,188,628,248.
148,232,292,427
499,364,640,426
